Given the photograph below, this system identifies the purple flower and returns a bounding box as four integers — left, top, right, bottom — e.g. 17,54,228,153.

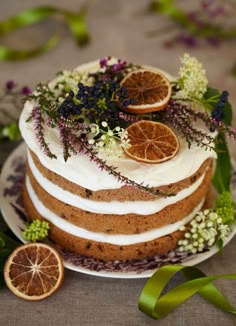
206,37,220,47
112,63,122,71
21,86,32,96
99,58,108,68
6,80,16,91
112,59,127,72
177,34,198,48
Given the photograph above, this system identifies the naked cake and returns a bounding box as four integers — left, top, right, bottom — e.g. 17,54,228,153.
19,55,234,261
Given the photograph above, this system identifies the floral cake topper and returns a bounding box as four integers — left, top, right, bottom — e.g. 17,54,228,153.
24,54,236,252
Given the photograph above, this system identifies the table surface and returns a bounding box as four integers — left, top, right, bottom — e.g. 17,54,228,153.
0,1,236,325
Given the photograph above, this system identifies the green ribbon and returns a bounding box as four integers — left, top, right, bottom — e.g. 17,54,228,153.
0,4,90,61
139,265,236,320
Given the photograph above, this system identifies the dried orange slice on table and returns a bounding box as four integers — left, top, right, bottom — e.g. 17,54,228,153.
120,69,171,114
4,243,64,301
124,121,179,164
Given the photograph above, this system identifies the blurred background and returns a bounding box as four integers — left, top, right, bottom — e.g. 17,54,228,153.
0,0,236,94
1,0,235,156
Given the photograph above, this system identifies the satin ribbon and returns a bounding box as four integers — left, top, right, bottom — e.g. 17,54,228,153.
0,5,90,61
139,265,236,320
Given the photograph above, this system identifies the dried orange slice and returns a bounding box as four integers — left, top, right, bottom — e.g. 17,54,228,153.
4,243,64,301
120,69,171,114
124,120,179,163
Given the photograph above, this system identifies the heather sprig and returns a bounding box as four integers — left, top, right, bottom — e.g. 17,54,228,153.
90,56,139,84
27,83,59,124
153,100,217,150
151,98,236,151
31,106,56,159
77,137,175,197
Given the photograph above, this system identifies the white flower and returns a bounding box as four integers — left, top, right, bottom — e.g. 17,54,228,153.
87,122,130,158
56,70,94,94
218,224,231,241
178,206,231,254
101,121,108,128
174,53,208,101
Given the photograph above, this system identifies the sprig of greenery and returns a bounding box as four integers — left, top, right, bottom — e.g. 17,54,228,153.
22,219,50,242
215,192,235,224
27,83,59,123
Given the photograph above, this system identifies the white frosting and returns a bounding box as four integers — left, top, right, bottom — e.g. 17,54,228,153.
19,59,216,191
26,175,205,245
28,150,207,215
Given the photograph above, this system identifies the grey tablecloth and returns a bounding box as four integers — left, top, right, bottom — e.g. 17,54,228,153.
0,1,236,325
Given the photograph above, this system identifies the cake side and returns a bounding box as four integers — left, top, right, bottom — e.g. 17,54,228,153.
25,157,213,234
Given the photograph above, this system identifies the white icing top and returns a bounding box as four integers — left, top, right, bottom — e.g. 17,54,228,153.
19,60,216,191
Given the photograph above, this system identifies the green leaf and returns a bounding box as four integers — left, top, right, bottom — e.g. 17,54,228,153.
0,237,5,249
213,134,232,194
202,87,220,112
0,233,20,289
204,87,220,100
216,238,223,251
203,86,232,125
222,102,232,126
0,232,20,251
1,122,21,140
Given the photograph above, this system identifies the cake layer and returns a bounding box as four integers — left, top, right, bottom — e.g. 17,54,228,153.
26,159,213,234
23,184,211,260
27,151,211,215
22,186,185,260
25,174,205,244
29,150,213,202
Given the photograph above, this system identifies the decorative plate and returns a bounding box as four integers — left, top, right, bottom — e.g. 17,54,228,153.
0,142,236,279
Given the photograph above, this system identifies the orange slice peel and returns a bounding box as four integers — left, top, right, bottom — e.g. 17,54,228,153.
124,120,179,164
120,69,171,114
4,242,64,301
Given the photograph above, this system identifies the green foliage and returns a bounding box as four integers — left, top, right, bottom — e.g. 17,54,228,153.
215,192,235,224
213,134,232,194
22,219,50,242
202,87,220,112
0,122,21,141
222,101,233,126
0,231,20,288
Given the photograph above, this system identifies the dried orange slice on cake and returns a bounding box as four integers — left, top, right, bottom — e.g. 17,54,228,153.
124,120,179,164
4,243,64,301
120,69,171,114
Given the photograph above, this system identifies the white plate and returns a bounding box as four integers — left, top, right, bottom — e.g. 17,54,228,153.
0,142,236,279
